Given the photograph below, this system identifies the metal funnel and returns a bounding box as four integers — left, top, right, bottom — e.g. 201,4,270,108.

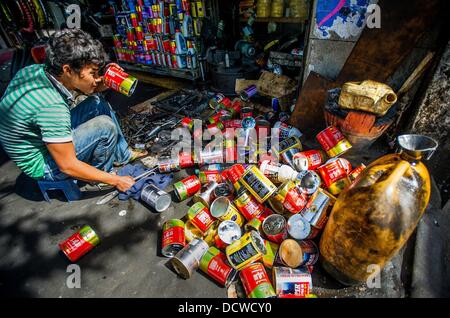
397,134,438,160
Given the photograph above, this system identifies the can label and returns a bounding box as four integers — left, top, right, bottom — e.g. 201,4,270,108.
197,148,224,165
179,152,194,168
240,84,258,101
135,26,144,41
259,161,282,183
208,113,221,124
174,175,201,201
59,226,99,262
293,150,326,171
234,191,264,221
207,122,224,134
240,263,276,298
262,240,279,269
349,164,366,182
209,93,226,108
187,202,216,233
224,119,243,129
217,98,232,110
245,217,263,233
214,234,228,250
316,126,352,157
158,158,180,173
275,137,302,157
316,126,344,151
301,189,335,229
273,267,312,298
317,159,349,187
329,139,352,157
298,240,320,266
328,177,351,195
283,187,308,214
162,219,186,256
240,166,277,203
104,66,138,97
231,99,242,114
276,122,297,139
226,232,265,270
275,181,308,214
227,164,245,184
241,109,253,119
200,247,235,287
212,200,244,227
199,170,223,185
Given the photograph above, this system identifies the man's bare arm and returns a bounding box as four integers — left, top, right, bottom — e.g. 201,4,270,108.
46,142,135,192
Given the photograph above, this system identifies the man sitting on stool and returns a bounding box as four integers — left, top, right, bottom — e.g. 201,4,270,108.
0,29,147,193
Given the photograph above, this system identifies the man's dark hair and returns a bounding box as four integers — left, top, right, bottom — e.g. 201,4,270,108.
45,28,108,76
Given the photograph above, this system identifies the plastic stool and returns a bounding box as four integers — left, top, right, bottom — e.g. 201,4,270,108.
38,179,82,202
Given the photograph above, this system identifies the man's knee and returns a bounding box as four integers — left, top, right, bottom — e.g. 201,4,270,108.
94,115,118,138
76,95,111,114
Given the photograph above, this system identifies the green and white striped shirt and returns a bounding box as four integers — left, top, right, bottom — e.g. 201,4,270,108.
0,64,72,179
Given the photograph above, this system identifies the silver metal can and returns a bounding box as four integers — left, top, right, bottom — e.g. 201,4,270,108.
140,184,172,212
301,188,335,229
287,214,313,240
171,238,209,279
215,220,242,249
296,170,321,195
262,214,288,244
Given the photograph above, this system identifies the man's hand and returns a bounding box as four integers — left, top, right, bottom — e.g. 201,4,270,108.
94,63,124,93
113,175,135,192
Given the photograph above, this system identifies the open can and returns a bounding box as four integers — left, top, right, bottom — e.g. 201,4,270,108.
162,219,185,257
171,238,209,279
210,197,244,227
214,220,242,249
262,214,288,244
103,65,138,97
140,184,171,212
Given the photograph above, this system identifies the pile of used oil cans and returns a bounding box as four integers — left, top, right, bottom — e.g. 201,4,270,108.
157,91,367,298
57,86,367,297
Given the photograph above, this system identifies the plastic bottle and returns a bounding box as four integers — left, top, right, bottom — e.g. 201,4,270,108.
182,12,193,37
217,20,225,39
320,134,438,285
187,41,197,68
259,160,299,184
224,51,230,68
175,29,187,68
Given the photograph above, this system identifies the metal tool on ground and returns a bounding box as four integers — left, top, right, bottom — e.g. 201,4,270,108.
95,167,158,205
145,102,190,141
